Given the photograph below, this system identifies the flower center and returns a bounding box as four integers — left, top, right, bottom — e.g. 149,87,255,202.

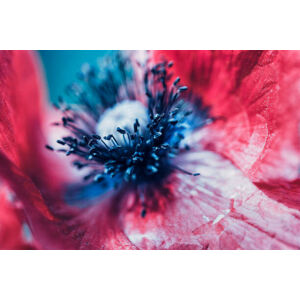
46,53,215,213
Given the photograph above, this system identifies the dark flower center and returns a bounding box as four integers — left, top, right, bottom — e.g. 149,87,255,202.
46,52,214,211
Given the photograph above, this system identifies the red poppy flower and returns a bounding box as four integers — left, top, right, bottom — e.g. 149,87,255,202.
0,50,300,249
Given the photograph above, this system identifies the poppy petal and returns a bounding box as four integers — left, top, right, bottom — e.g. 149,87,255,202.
0,51,43,166
154,50,300,182
122,148,300,249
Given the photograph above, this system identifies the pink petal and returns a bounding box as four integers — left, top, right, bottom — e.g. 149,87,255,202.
122,146,300,249
153,50,300,183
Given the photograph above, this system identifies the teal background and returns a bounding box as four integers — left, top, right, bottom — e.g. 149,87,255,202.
39,50,108,102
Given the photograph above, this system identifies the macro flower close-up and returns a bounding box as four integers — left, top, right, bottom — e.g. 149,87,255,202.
1,50,300,250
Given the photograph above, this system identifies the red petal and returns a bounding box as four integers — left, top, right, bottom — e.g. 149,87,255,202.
0,51,43,167
122,148,300,249
154,51,300,182
256,179,300,211
0,51,71,248
0,51,66,193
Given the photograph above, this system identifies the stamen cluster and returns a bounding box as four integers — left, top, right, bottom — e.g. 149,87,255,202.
47,53,212,189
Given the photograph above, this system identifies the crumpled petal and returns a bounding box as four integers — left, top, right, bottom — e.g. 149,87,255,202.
154,50,300,183
0,51,75,248
0,50,69,195
255,179,300,211
122,145,300,249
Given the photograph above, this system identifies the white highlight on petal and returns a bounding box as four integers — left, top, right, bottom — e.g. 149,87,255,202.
212,214,225,225
96,100,148,144
212,209,230,225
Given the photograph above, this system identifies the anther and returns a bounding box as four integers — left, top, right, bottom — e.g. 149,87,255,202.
179,86,188,92
56,140,66,145
141,208,147,218
117,127,126,135
45,145,54,151
173,77,180,86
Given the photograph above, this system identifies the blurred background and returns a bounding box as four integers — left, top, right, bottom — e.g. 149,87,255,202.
39,51,109,102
